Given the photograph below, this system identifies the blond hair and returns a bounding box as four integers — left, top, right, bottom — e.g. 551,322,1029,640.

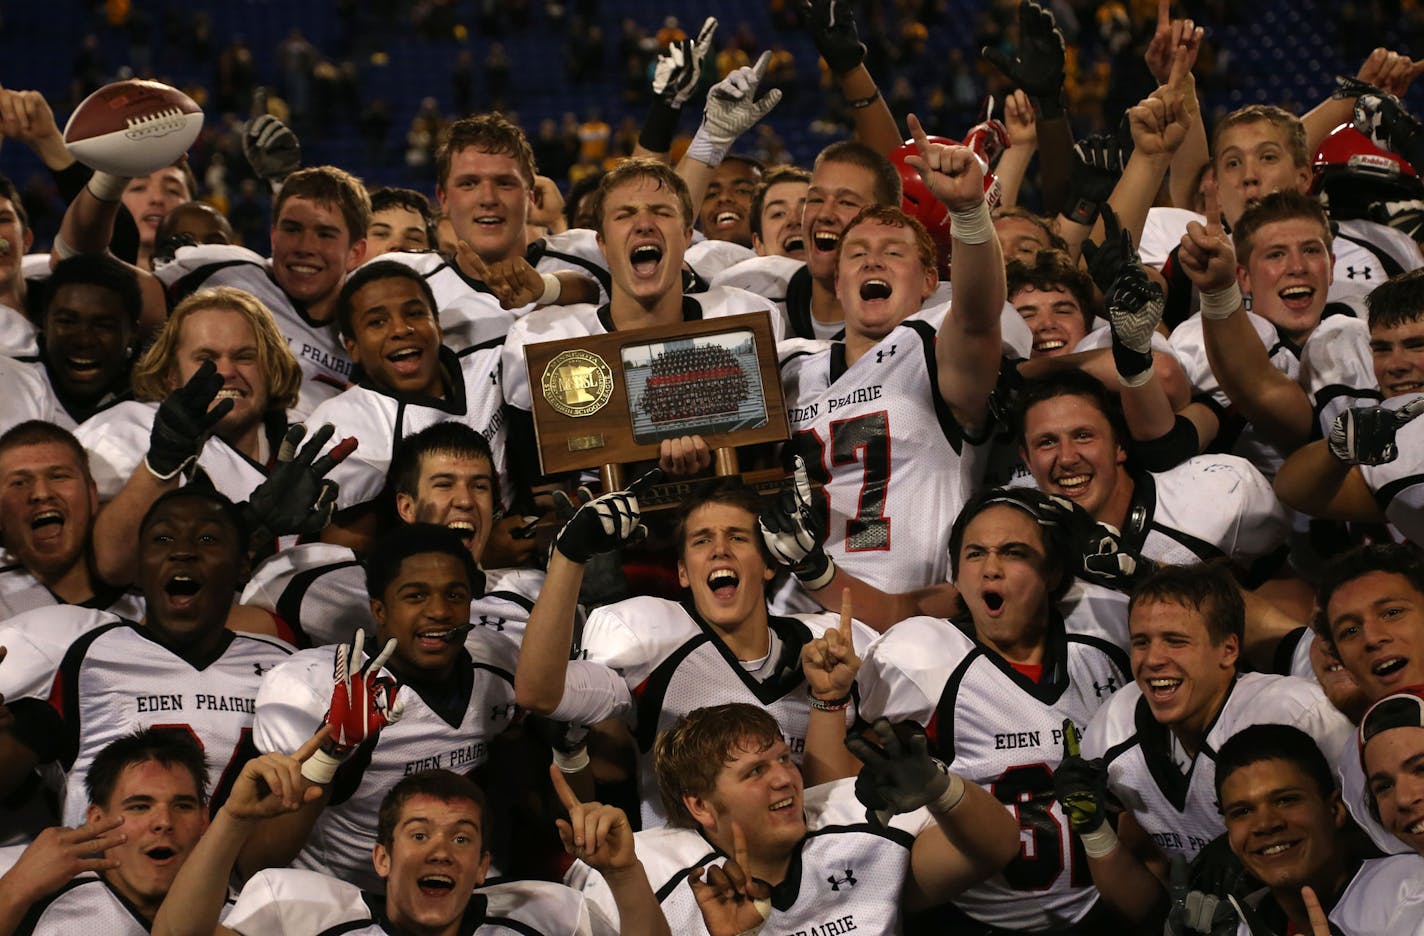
132,287,301,411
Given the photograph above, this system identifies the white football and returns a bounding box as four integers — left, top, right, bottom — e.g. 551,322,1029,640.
63,79,204,178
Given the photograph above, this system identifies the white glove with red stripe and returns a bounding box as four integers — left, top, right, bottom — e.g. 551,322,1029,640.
302,629,404,785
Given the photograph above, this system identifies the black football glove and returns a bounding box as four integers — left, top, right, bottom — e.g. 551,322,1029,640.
145,360,233,481
241,112,302,184
802,0,866,76
845,719,962,828
242,423,356,557
1166,854,1249,936
1064,130,1130,228
1355,91,1424,170
553,469,660,564
1052,719,1109,835
1328,397,1424,466
982,0,1066,116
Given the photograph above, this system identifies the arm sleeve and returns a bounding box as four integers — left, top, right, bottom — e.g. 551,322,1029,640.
547,659,633,725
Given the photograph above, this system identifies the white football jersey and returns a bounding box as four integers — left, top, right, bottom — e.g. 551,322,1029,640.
684,239,755,284
1355,393,1424,548
14,872,234,934
1081,672,1353,861
305,342,509,510
570,778,932,936
1169,309,1300,477
156,244,353,418
74,400,287,503
253,631,520,893
1139,207,1205,271
1300,313,1380,438
1329,854,1424,936
0,609,293,825
1110,455,1290,567
240,542,542,650
776,320,989,613
501,286,783,412
577,595,875,828
0,355,67,434
0,561,143,622
1332,219,1423,304
0,304,37,359
856,587,1131,931
227,869,592,936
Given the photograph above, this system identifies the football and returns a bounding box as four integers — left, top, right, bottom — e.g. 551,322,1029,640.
63,79,203,177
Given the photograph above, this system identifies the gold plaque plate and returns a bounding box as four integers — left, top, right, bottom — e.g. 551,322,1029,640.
541,349,614,418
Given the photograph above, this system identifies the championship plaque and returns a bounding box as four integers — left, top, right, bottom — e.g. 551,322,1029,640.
524,312,789,497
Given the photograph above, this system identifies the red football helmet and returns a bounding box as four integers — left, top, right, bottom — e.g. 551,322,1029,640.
889,119,1008,277
1312,124,1422,220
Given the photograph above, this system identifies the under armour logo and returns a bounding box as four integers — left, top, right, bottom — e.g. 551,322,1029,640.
254,662,273,677
1093,677,1118,698
1347,266,1373,280
476,614,505,632
827,868,857,891
491,703,516,720
876,345,897,363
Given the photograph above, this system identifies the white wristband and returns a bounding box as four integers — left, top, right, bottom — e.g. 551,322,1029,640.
51,235,80,261
949,199,995,245
552,745,590,773
86,171,130,202
733,898,773,936
300,749,343,785
1117,367,1154,389
929,771,966,814
538,272,562,306
1077,822,1120,858
1199,283,1243,321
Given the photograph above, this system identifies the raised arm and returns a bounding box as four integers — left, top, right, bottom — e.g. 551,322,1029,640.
1142,3,1208,211
902,114,1003,433
154,728,329,936
632,17,717,163
515,477,653,715
1180,186,1313,451
676,52,782,213
995,91,1037,210
1303,49,1424,157
803,0,901,153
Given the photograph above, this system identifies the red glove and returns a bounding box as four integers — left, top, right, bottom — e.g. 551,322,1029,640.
302,629,403,784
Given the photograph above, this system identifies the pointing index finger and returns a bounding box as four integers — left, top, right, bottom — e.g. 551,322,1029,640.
295,723,334,763
458,241,491,281
1062,717,1081,757
1204,182,1222,237
549,762,583,813
907,112,932,160
1157,0,1170,28
839,588,853,645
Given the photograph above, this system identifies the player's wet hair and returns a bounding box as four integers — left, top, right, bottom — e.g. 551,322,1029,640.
132,286,301,412
1006,249,1097,332
1129,561,1245,646
1313,544,1424,647
364,522,480,601
336,259,441,341
1015,369,1132,455
1367,267,1424,332
1212,104,1309,171
566,170,607,230
0,421,93,485
589,158,695,236
46,253,144,328
814,140,902,208
839,205,937,272
376,769,488,849
369,186,436,248
390,422,495,500
654,703,785,829
947,487,1073,602
992,206,1069,252
436,112,538,189
275,165,372,244
1232,190,1331,267
0,174,29,231
749,165,811,242
672,477,775,566
86,726,210,809
1213,723,1337,803
139,486,249,545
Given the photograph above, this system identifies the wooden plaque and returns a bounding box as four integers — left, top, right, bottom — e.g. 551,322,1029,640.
524,312,789,476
